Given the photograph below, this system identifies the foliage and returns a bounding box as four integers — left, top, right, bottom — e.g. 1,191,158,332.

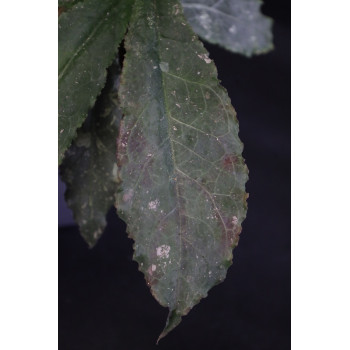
58,0,272,341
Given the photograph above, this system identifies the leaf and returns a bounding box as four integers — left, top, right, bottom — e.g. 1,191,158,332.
58,0,83,11
116,0,248,340
181,0,273,56
58,0,133,164
60,60,122,247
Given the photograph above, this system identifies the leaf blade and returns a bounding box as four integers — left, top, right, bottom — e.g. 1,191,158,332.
60,60,122,247
58,0,84,11
181,0,273,56
58,0,133,164
117,0,248,338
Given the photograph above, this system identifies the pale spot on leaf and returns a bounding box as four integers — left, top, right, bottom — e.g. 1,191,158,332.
148,199,160,211
156,245,171,259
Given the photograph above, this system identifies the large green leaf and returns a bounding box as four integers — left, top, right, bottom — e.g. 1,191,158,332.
60,60,121,247
58,0,133,164
117,0,248,340
181,0,273,56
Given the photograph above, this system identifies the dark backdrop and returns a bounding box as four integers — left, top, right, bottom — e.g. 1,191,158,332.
58,1,291,349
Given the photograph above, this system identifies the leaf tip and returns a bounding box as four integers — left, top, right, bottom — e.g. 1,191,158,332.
157,309,182,344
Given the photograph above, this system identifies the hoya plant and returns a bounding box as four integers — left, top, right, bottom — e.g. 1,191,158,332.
58,0,272,341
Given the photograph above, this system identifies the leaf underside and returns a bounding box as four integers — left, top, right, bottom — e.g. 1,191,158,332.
116,0,248,340
181,0,273,56
60,60,122,247
58,0,133,164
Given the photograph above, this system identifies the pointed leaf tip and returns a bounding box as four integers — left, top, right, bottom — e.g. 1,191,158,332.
157,310,182,343
60,60,122,246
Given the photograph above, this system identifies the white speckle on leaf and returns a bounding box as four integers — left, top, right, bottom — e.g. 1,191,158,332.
93,229,102,239
197,53,211,64
175,103,181,108
232,216,238,225
156,245,170,259
173,126,177,131
159,62,169,72
151,264,157,272
148,199,160,211
229,25,237,34
60,129,64,134
147,15,155,27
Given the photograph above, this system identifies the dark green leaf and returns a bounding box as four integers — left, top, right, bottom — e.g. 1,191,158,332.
181,0,273,56
58,0,83,11
58,0,133,164
60,60,121,247
117,0,248,340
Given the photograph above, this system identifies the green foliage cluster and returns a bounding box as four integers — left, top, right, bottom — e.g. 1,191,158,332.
58,0,272,340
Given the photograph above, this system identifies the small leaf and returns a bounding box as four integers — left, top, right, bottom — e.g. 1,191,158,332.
117,0,248,340
60,60,122,247
58,0,133,164
181,0,273,56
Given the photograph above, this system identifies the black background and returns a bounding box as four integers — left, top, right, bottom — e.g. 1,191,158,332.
59,1,291,349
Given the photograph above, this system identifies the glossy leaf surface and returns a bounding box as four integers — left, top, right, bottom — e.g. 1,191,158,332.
117,0,248,339
181,0,273,56
58,0,133,163
60,61,121,246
